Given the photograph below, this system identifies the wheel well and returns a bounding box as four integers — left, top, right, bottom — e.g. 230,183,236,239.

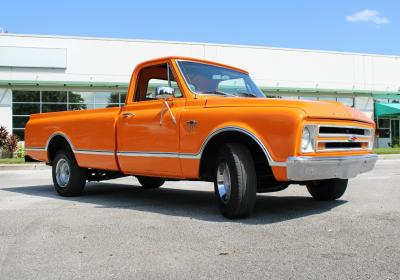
47,135,73,164
199,131,275,190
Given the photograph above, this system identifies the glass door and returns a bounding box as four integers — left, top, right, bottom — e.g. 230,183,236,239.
391,119,399,146
377,118,391,147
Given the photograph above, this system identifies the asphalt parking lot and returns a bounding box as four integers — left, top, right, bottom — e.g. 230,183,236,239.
0,159,399,279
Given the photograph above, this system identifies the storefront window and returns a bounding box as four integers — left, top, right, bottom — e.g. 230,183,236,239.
378,119,390,128
42,104,68,113
12,91,40,102
68,103,91,111
12,103,40,115
13,116,30,128
42,91,68,103
12,90,127,140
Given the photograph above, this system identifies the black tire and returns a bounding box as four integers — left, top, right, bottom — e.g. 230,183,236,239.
137,176,165,189
306,178,348,201
52,150,86,197
213,143,257,219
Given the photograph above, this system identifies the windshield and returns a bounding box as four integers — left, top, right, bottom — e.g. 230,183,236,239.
177,61,265,98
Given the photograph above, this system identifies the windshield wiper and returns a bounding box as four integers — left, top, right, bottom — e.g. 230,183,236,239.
199,91,257,98
237,91,257,98
199,91,237,97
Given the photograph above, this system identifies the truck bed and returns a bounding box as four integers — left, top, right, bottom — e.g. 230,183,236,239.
25,107,121,171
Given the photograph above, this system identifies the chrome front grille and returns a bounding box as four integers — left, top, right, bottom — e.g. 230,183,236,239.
316,125,373,152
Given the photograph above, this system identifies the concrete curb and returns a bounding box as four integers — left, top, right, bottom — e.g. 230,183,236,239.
0,154,399,171
0,163,50,170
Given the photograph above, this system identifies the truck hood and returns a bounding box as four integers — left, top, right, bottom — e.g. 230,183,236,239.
204,97,373,124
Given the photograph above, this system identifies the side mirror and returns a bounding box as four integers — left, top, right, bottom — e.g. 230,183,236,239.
156,86,175,99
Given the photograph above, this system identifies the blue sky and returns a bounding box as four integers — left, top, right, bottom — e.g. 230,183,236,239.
0,1,399,55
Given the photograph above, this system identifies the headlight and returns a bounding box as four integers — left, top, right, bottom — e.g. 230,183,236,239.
301,125,317,153
368,129,374,149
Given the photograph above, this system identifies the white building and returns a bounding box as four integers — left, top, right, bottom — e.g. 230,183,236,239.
0,33,399,146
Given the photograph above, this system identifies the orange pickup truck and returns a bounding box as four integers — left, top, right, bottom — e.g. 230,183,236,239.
25,56,377,218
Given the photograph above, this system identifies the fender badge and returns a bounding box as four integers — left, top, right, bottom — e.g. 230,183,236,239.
186,120,198,132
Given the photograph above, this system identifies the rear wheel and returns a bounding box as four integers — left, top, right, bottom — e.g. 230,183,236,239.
52,150,86,196
137,176,165,189
214,143,257,219
306,178,348,201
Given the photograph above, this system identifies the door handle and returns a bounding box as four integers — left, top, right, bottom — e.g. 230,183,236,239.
122,112,135,118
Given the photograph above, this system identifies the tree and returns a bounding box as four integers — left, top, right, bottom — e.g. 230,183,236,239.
107,93,120,108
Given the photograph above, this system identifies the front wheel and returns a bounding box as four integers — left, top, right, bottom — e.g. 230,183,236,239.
52,150,86,196
136,176,165,189
214,143,257,219
306,178,348,201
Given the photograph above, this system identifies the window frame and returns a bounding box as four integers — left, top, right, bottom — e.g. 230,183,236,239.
133,62,185,103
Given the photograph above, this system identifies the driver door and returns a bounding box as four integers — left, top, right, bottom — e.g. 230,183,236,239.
116,63,185,176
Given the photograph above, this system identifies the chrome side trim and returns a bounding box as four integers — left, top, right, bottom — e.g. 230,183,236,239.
25,147,46,152
286,154,378,181
74,149,114,156
117,151,198,159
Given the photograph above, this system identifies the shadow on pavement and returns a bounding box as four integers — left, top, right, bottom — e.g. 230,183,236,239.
3,182,346,224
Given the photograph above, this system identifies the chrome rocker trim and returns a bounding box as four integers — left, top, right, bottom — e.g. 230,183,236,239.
286,154,378,181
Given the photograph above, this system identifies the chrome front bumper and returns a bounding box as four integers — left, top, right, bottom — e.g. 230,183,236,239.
286,154,378,181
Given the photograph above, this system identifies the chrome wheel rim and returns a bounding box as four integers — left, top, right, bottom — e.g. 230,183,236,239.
217,161,231,204
55,158,70,188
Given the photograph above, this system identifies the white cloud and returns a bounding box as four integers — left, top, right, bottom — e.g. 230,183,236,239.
346,9,389,25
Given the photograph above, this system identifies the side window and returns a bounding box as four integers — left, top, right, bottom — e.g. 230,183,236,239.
217,78,247,94
134,63,182,102
146,79,182,99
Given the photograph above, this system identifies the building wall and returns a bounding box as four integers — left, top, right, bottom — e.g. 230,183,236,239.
0,88,12,130
1,34,400,144
1,34,400,91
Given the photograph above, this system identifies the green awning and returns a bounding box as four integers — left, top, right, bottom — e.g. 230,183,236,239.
375,102,400,117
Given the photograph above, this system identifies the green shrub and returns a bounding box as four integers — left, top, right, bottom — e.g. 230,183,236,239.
15,143,26,158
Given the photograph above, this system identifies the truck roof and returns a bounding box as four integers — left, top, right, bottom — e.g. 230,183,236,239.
137,56,249,74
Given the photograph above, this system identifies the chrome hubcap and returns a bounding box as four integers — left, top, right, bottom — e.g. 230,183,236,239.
217,161,231,204
55,158,70,188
